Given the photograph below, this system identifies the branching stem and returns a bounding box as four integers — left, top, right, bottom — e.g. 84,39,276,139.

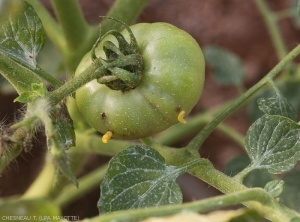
186,43,300,152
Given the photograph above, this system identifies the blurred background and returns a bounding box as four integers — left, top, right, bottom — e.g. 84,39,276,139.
1,0,300,219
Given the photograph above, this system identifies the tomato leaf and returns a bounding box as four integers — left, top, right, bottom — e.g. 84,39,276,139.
98,145,185,214
48,104,77,186
280,169,300,212
278,79,300,112
245,115,300,174
0,0,45,69
52,151,78,187
257,91,297,121
264,180,284,198
51,103,76,149
203,46,245,86
248,78,300,123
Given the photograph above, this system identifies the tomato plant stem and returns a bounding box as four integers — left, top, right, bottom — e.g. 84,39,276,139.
72,132,135,155
186,43,300,152
51,0,90,51
50,0,99,74
47,58,104,104
100,0,149,35
21,156,55,199
254,0,287,60
273,8,293,21
35,66,63,88
85,188,291,222
54,163,108,208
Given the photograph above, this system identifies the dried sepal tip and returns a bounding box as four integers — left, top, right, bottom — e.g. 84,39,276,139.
178,110,187,124
102,131,113,143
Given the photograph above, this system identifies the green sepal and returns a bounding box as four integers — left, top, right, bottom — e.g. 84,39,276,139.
90,17,142,91
14,83,46,103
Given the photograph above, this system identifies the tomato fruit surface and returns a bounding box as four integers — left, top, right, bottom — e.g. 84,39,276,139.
75,22,205,140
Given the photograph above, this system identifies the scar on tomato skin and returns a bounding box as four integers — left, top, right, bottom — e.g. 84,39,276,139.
178,110,187,124
102,131,113,143
101,112,106,119
175,106,182,113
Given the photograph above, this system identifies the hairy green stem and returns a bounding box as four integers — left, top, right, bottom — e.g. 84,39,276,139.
54,163,108,207
47,58,103,104
0,127,27,173
0,145,22,173
186,43,300,152
47,54,142,105
50,0,99,73
188,164,297,222
233,165,255,183
35,66,63,88
50,0,91,51
254,0,288,59
0,103,43,173
87,188,289,222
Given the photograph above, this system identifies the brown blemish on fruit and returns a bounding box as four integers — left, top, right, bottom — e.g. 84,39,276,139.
101,112,106,120
175,106,181,113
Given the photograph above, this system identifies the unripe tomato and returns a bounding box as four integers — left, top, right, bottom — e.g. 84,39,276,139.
75,22,205,141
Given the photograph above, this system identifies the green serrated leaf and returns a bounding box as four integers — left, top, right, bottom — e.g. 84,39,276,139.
264,180,284,198
48,106,76,186
51,103,76,149
257,91,297,121
98,145,185,214
279,79,300,112
280,168,300,212
248,77,300,123
0,0,45,68
54,120,75,149
53,151,78,187
245,115,300,174
204,46,245,86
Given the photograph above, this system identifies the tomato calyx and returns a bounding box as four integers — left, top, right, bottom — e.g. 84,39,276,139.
91,17,143,91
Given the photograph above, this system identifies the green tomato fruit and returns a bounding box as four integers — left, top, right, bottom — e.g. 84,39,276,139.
75,22,205,141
